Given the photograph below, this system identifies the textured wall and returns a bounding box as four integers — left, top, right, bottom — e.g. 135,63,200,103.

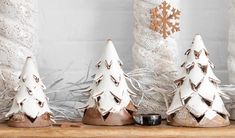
38,0,229,84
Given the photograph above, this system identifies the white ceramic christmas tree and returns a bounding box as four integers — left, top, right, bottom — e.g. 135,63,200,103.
6,57,52,128
167,35,230,127
82,40,137,126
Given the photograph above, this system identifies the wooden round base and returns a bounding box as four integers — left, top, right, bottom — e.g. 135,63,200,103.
7,113,52,128
82,107,134,126
167,108,230,128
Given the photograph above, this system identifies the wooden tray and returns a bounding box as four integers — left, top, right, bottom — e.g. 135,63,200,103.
1,121,235,138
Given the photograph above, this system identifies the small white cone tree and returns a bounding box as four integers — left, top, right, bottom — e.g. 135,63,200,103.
167,35,230,127
82,40,137,126
6,57,52,128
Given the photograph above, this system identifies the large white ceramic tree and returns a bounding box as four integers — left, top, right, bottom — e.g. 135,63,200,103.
167,35,230,127
82,40,137,126
6,57,52,128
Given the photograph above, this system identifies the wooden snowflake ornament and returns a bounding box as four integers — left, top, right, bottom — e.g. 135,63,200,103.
150,1,180,39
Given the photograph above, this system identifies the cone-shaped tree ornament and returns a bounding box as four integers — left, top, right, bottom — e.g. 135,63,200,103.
82,40,137,126
167,35,230,127
5,57,53,128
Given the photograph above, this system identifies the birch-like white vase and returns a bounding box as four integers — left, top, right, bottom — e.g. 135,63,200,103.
228,0,235,84
0,0,38,118
132,0,180,118
133,0,180,74
228,0,235,120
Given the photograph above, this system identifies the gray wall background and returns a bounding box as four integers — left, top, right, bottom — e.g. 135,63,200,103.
37,0,230,84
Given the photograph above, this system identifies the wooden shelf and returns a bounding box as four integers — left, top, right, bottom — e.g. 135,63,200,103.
1,121,235,138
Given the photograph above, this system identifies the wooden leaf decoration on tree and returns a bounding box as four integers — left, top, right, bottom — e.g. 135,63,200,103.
150,1,181,39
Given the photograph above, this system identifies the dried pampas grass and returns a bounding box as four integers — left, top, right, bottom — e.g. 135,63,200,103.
48,70,235,121
0,67,178,121
1,65,235,121
0,65,92,121
220,85,235,120
45,65,92,121
127,68,177,119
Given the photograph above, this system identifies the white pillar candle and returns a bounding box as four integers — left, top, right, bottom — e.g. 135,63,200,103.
132,0,180,118
0,0,38,119
132,0,180,74
228,0,235,84
227,0,235,120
